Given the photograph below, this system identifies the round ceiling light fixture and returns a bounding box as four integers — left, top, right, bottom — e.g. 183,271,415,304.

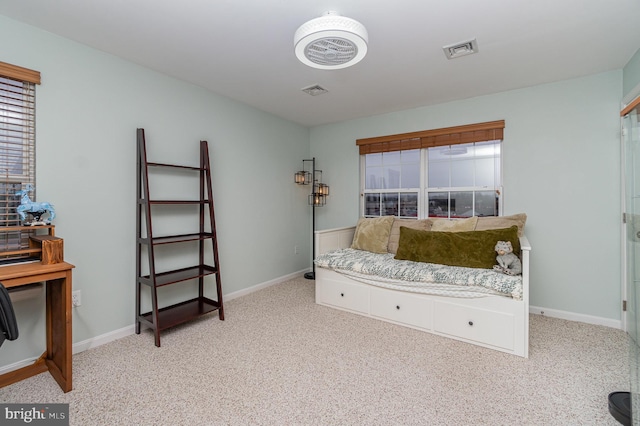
294,11,368,70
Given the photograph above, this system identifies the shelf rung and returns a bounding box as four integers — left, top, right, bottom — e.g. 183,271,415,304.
150,233,214,245
146,162,202,171
138,297,221,331
137,234,214,245
138,265,218,287
147,200,210,205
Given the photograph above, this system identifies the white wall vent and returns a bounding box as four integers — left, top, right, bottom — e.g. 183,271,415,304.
301,84,329,96
443,38,479,59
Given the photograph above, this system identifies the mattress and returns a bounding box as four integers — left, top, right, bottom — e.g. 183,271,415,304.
315,248,523,300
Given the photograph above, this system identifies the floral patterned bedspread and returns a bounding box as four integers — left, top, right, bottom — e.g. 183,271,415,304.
314,248,523,300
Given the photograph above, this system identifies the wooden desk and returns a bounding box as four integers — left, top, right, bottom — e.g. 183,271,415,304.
0,261,75,392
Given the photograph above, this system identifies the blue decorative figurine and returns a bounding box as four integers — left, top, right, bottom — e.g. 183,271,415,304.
15,184,55,225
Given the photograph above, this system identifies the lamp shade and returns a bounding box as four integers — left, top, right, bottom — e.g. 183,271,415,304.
318,183,330,196
309,193,326,206
295,170,311,185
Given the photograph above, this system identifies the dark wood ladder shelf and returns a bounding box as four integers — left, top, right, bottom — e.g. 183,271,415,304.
135,128,224,346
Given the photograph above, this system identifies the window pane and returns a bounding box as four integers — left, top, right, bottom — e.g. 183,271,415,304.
475,157,497,187
385,166,401,189
363,140,501,218
0,183,21,231
428,160,449,188
366,152,382,167
402,162,420,188
381,193,398,216
365,193,380,216
475,190,499,216
475,140,499,157
450,191,473,218
401,149,420,188
365,166,383,189
399,193,418,217
383,151,400,165
428,192,449,218
401,149,420,163
451,158,474,187
366,149,421,190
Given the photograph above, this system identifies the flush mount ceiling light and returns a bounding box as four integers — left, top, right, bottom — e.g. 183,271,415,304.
294,11,368,70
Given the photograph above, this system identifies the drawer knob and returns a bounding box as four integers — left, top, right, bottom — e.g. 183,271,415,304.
396,305,400,310
468,321,474,326
340,293,344,297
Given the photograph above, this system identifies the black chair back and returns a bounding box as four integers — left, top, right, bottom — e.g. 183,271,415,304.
0,282,18,347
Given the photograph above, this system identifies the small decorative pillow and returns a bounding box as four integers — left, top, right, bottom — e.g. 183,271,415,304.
351,216,395,253
475,213,527,237
430,216,478,232
387,218,432,254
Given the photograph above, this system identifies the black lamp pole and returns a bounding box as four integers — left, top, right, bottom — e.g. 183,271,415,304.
296,157,328,280
304,158,316,280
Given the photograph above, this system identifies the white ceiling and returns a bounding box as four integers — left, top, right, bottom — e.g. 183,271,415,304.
1,0,639,127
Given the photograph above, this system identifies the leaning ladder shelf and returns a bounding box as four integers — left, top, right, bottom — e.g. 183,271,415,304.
136,128,224,346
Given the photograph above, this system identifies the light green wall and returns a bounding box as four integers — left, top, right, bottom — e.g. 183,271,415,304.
0,15,311,367
0,12,633,369
310,71,623,321
623,48,640,97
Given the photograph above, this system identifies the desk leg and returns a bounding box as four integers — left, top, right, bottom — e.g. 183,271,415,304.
45,271,72,392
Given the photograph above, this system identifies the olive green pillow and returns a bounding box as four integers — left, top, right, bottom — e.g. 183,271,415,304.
351,216,395,253
394,225,520,269
387,218,433,254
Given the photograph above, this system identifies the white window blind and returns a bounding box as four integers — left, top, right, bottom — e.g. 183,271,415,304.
0,61,39,259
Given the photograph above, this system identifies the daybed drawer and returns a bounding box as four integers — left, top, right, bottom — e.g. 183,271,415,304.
432,301,515,351
370,287,433,330
317,279,369,314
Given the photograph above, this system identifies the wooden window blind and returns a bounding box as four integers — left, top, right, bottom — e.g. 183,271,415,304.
356,120,505,155
0,61,40,258
621,96,640,117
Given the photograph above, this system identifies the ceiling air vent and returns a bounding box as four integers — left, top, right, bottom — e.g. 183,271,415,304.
443,38,479,59
301,84,329,96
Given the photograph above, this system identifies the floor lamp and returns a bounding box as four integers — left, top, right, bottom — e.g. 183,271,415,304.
295,158,329,280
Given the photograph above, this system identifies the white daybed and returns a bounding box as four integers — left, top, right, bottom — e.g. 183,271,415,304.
314,222,530,358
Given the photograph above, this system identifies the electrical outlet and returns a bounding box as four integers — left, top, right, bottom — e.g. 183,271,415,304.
294,245,299,254
72,290,81,307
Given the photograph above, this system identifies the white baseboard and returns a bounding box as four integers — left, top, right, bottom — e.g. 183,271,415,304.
0,356,41,376
223,269,309,301
530,305,622,329
0,269,310,375
72,324,136,355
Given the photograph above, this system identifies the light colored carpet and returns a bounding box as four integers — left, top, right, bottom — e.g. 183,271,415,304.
0,277,630,425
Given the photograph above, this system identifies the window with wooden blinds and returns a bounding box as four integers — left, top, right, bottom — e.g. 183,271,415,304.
359,120,504,219
0,62,39,261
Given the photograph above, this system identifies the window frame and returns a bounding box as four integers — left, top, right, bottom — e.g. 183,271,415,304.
358,121,505,219
0,61,40,260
